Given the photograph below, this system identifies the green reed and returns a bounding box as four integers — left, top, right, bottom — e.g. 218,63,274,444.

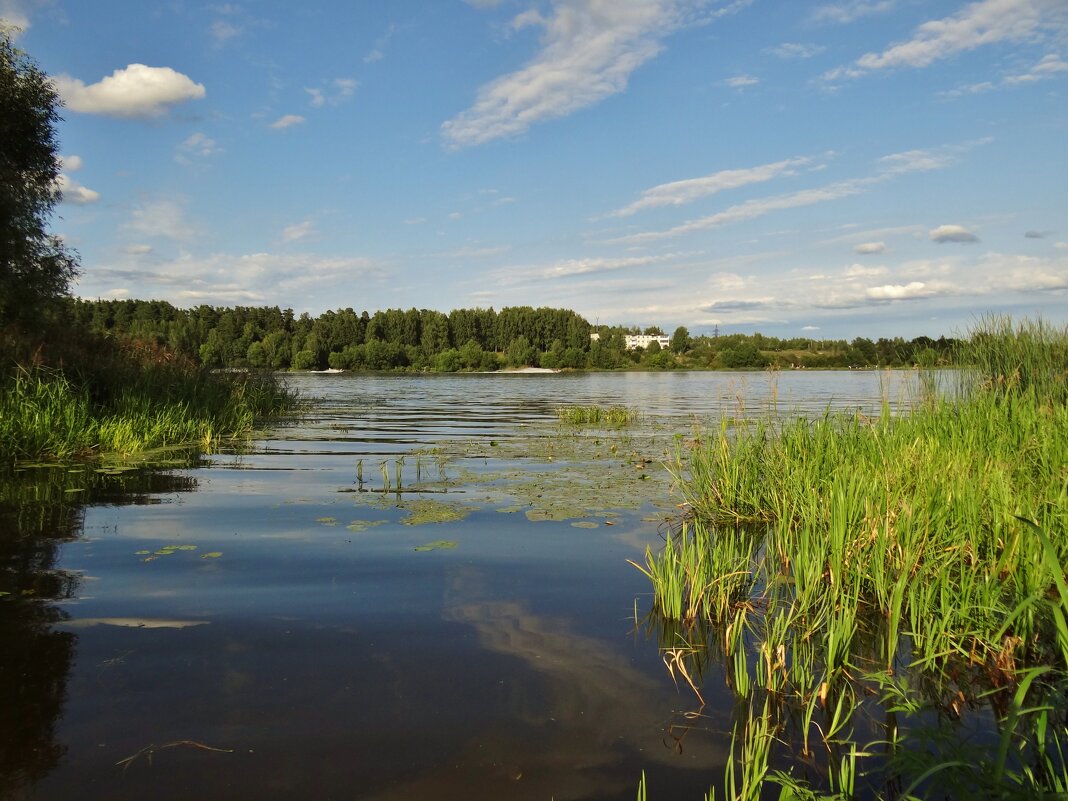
1,364,296,462
636,317,1068,799
556,404,638,426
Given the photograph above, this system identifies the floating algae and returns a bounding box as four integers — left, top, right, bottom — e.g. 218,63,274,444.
345,519,387,533
399,499,472,526
413,540,458,552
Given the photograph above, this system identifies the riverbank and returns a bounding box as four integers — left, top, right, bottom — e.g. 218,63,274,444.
1,334,297,463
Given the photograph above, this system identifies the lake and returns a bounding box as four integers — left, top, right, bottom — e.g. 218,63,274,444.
1,370,918,801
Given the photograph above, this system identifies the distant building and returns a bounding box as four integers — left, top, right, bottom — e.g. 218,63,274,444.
624,333,670,350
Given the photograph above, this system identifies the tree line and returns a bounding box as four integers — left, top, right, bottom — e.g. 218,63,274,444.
67,298,959,372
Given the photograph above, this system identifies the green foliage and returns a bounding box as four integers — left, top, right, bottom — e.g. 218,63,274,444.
0,29,79,331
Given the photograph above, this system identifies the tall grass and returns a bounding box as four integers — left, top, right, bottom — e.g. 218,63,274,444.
1,336,296,462
637,317,1068,798
556,404,638,426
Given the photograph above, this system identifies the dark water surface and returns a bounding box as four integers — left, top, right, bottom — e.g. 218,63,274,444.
2,371,914,801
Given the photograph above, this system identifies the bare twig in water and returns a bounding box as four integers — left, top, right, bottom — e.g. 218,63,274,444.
116,740,234,773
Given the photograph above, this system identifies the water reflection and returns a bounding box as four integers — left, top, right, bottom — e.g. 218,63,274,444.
0,466,199,801
2,372,927,800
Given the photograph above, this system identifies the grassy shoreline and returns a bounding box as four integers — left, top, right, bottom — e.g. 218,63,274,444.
1,334,297,464
635,317,1068,799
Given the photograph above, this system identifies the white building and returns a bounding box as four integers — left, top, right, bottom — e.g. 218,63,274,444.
624,333,670,350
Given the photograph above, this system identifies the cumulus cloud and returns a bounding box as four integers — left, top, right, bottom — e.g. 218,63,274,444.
57,174,100,204
442,0,745,148
854,241,886,254
810,1,895,25
605,156,812,218
823,0,1068,81
54,64,206,118
55,154,100,204
930,224,979,243
866,281,938,300
269,114,305,130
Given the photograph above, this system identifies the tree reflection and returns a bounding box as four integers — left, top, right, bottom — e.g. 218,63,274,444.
0,465,199,799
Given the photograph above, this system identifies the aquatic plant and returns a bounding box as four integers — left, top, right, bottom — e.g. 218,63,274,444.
636,317,1068,799
556,404,638,426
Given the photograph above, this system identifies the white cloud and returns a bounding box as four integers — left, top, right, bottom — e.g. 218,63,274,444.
364,24,395,63
610,177,875,244
124,244,154,256
177,132,219,161
85,251,383,307
824,0,1068,81
1004,52,1068,84
464,0,503,7
0,0,30,33
54,64,206,118
281,220,316,243
60,154,83,172
125,199,196,242
57,173,100,204
854,241,886,254
866,281,939,300
844,263,888,276
722,74,759,88
304,79,357,108
605,156,813,218
447,244,513,259
930,224,979,243
210,20,240,44
767,42,825,59
609,142,983,244
269,114,305,130
810,1,895,25
442,0,742,148
802,325,821,331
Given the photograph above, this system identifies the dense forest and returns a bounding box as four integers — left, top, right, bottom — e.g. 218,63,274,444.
67,298,959,371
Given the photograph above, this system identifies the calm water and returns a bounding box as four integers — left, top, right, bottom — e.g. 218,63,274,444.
1,371,916,801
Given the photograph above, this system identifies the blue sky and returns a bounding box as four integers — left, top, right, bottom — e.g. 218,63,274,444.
5,0,1067,339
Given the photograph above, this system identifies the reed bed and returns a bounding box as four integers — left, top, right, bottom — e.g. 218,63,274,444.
636,317,1068,798
0,364,296,462
556,404,638,426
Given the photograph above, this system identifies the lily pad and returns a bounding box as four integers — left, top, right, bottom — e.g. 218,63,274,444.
316,516,338,526
201,552,223,559
570,521,600,529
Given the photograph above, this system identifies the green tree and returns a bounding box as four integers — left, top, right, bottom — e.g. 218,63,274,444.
1,29,79,330
670,325,690,354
